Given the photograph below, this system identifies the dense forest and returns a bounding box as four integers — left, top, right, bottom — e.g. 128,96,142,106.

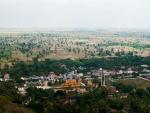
1,55,150,78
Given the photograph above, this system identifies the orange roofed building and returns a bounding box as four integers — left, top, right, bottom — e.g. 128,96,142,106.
63,79,86,93
63,79,80,89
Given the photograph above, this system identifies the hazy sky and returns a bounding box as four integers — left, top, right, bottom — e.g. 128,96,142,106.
0,0,150,28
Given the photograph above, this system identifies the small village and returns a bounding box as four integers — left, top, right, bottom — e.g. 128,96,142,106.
1,64,150,98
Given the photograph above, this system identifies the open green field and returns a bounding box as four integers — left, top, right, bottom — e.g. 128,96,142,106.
117,78,150,88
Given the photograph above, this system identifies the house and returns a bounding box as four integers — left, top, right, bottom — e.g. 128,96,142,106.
3,73,10,81
141,65,149,68
117,70,123,75
48,72,58,83
108,86,119,94
76,73,83,79
18,87,27,95
36,86,51,90
110,109,117,113
143,69,150,73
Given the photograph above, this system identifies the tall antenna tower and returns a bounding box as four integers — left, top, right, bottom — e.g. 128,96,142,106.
99,68,106,86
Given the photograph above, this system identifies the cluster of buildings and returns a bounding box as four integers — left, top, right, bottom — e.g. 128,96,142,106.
15,69,107,95
1,64,150,95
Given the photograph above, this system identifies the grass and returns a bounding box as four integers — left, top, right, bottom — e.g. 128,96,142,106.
117,78,150,88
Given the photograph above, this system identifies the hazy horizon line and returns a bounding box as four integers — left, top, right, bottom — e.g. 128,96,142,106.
0,27,150,31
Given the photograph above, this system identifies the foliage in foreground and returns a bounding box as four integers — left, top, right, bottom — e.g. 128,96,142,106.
0,81,150,113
